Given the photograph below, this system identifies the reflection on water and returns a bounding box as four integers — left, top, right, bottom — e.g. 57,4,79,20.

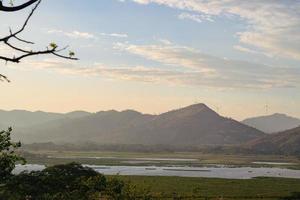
14,164,300,179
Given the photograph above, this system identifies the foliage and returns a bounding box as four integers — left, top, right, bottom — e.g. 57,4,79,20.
0,163,152,200
112,176,300,199
0,163,106,200
0,127,25,183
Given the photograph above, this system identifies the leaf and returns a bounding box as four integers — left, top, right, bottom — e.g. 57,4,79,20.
49,42,58,49
69,51,75,57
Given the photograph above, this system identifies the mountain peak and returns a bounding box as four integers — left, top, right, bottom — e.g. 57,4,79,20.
180,103,217,114
160,103,219,119
242,113,300,133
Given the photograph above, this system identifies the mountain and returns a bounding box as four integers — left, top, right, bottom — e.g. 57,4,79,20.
113,104,265,145
242,113,300,133
12,103,265,146
18,109,153,143
0,110,92,128
244,126,300,155
0,110,63,127
65,111,92,119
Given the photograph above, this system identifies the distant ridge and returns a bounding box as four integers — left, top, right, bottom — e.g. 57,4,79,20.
244,126,300,155
242,113,300,133
0,109,91,128
5,103,265,146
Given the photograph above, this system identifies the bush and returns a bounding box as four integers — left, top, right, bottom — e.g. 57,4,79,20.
0,163,106,200
0,162,153,200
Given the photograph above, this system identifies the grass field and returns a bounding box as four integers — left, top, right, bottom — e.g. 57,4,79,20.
107,176,300,200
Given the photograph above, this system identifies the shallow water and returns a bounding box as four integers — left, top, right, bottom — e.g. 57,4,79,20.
47,156,198,162
13,164,300,179
252,161,296,165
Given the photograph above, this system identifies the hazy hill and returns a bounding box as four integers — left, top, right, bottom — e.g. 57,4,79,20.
0,110,91,128
115,104,265,145
244,126,300,155
12,103,264,146
242,113,300,133
18,110,153,143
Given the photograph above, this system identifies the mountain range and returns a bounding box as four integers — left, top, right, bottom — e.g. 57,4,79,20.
244,126,300,155
1,104,264,146
2,104,300,155
242,113,300,133
0,109,90,128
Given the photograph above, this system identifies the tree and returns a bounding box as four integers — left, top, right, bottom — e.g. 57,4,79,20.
0,162,153,200
0,127,25,183
0,163,107,200
0,0,78,81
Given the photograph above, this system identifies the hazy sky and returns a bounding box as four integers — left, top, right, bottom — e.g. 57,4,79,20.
0,0,300,120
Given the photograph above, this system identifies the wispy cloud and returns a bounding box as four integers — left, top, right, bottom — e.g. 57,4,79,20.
17,41,300,90
233,45,272,57
48,29,97,39
113,42,300,89
47,29,128,40
128,0,300,60
100,33,128,38
178,12,213,23
114,42,215,73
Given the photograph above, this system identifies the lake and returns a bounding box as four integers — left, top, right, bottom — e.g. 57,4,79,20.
14,164,300,179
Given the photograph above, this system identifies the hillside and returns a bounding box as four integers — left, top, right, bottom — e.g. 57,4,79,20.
244,126,300,155
242,113,300,133
0,110,91,128
115,104,265,145
11,104,264,146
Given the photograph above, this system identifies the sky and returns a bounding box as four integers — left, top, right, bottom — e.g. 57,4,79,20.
0,0,300,120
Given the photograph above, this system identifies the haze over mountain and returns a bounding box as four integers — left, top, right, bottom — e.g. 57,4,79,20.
4,103,265,146
0,110,91,129
244,126,300,155
242,114,300,134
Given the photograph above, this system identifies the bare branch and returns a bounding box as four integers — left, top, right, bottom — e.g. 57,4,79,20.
0,0,39,12
0,0,42,43
0,0,78,65
0,74,10,82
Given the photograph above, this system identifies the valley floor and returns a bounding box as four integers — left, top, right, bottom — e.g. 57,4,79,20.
107,176,300,200
16,151,300,199
24,150,300,170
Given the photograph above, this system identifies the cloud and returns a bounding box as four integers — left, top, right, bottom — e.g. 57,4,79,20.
48,29,96,39
114,42,216,73
233,45,272,57
128,0,300,60
47,29,128,39
100,33,128,38
178,12,213,23
17,41,300,90
113,42,300,89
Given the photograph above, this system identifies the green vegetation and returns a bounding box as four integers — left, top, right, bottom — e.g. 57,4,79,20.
0,163,151,200
0,127,25,182
2,164,300,199
107,176,300,200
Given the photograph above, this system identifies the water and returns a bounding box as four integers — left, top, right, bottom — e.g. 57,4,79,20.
47,156,198,162
252,162,296,165
13,164,300,179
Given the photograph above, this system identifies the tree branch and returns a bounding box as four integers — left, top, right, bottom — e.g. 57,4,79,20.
0,0,78,80
0,0,39,12
0,74,10,82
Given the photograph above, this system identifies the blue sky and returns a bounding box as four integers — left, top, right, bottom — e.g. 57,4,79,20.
0,0,299,120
